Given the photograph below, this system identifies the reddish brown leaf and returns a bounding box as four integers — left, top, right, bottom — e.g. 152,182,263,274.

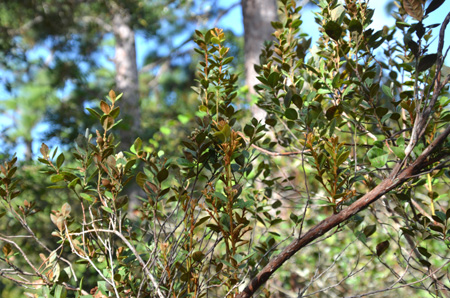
376,240,390,256
100,100,111,114
108,89,116,101
403,0,424,21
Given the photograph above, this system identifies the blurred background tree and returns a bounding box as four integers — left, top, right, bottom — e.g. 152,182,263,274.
0,0,248,157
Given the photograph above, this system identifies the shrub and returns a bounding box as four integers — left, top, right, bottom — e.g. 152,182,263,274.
2,0,450,297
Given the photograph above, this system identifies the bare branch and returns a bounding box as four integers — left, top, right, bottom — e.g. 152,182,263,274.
236,124,450,298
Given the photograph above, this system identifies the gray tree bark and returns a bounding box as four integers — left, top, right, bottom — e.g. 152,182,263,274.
24,139,33,161
112,7,141,151
242,0,278,120
111,5,142,213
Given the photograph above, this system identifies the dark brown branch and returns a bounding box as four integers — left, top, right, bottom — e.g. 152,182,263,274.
236,124,450,298
408,11,450,152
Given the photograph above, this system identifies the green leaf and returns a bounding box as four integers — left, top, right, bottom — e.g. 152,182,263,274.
392,146,406,159
133,137,142,152
426,0,446,15
212,123,231,142
318,88,332,95
68,177,80,189
271,21,283,29
86,108,101,119
290,213,298,223
80,193,94,202
192,251,205,262
160,126,171,135
220,214,231,232
367,147,389,168
420,259,432,267
336,150,350,166
157,168,169,183
244,124,254,137
50,174,65,183
268,72,280,87
332,73,341,88
363,225,376,237
115,92,123,101
324,21,343,41
417,246,431,258
102,206,113,214
292,94,303,109
54,284,67,298
110,106,120,119
285,108,298,120
382,85,393,99
348,19,362,33
222,57,234,65
291,19,302,29
136,172,148,188
97,281,108,295
101,115,114,131
284,89,292,108
56,153,65,168
407,40,419,57
194,216,210,229
270,218,283,226
6,167,17,179
326,106,340,120
206,224,221,232
47,185,66,189
215,192,228,203
211,37,220,44
418,54,437,72
272,200,282,209
355,231,367,243
376,107,388,117
38,157,50,165
435,210,446,223
178,114,190,124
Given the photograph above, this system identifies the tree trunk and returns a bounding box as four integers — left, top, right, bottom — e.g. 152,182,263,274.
24,139,32,161
242,0,278,120
112,8,140,151
111,6,142,214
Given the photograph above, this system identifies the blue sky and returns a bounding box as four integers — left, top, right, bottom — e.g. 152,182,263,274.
211,0,450,58
133,0,449,70
2,0,450,159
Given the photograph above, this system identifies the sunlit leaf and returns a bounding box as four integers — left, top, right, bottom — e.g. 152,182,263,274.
403,0,424,21
367,148,389,168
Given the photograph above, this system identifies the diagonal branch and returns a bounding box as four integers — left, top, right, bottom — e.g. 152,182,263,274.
236,124,450,298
